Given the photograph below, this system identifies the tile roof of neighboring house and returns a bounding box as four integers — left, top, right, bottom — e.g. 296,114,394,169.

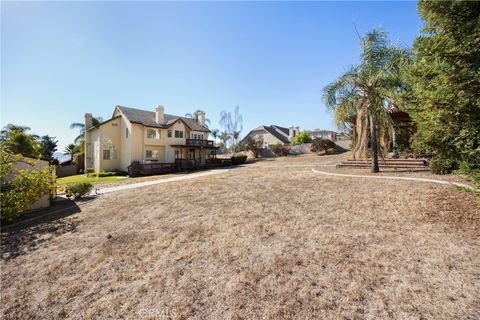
116,106,209,132
270,125,289,137
245,125,291,144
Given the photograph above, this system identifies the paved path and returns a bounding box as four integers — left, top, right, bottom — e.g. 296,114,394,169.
311,168,477,191
94,169,230,195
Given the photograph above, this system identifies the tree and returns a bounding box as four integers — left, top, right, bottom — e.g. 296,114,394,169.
185,110,211,127
38,135,58,161
70,117,102,145
64,144,80,161
219,131,230,149
291,131,312,145
311,138,337,154
403,1,480,173
246,137,264,158
219,105,243,154
0,124,39,157
323,29,408,173
210,128,220,143
1,150,56,221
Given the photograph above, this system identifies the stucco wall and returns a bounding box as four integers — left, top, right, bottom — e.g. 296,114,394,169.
246,131,284,147
11,157,51,210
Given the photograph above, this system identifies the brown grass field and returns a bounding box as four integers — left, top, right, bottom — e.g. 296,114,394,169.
1,153,479,319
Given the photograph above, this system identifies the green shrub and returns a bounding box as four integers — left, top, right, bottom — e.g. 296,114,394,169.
291,131,312,145
86,170,126,178
457,164,480,189
1,150,56,221
430,158,458,174
85,168,94,174
231,155,247,165
65,182,93,200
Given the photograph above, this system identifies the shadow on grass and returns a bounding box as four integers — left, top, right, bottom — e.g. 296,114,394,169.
1,198,85,261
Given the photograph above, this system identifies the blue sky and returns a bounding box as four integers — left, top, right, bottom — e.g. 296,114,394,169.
1,1,422,151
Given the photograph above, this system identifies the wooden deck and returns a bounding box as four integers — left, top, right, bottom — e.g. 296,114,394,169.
128,158,233,177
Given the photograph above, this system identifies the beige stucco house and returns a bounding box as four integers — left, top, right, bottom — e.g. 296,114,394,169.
241,125,299,147
85,105,212,173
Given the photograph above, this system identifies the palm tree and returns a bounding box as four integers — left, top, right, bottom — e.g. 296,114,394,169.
185,110,211,127
63,143,79,161
70,117,102,145
0,124,39,156
210,128,220,143
323,29,407,173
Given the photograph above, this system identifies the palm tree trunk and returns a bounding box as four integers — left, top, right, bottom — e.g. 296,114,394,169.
369,113,380,173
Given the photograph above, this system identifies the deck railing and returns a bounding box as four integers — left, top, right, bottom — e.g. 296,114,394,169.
185,139,214,147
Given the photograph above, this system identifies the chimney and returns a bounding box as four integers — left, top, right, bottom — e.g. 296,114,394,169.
288,126,295,140
155,105,164,123
197,111,206,126
85,113,93,130
295,126,300,136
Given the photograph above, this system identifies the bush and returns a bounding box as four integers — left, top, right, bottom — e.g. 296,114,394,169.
65,182,93,200
311,138,337,154
271,143,290,156
291,131,312,145
430,158,458,174
86,170,126,178
85,168,94,174
231,154,247,165
1,150,56,221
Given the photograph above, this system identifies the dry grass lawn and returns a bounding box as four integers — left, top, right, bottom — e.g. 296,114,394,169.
1,153,479,319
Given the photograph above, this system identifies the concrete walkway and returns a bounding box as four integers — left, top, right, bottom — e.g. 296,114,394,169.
94,169,230,195
311,168,477,191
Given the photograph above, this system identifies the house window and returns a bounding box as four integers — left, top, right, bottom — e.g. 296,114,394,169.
126,128,129,139
167,130,172,138
146,150,159,159
147,128,156,139
103,149,117,160
174,150,180,159
103,137,117,160
175,130,184,138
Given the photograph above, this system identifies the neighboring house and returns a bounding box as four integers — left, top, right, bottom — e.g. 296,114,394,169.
307,129,337,141
84,105,212,172
241,125,300,147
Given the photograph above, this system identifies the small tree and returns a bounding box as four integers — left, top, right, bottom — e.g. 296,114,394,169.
291,131,312,145
38,135,58,161
219,105,243,154
311,138,337,154
246,137,264,158
64,144,80,162
1,150,56,221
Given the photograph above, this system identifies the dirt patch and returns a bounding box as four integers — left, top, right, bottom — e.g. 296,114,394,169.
1,153,479,319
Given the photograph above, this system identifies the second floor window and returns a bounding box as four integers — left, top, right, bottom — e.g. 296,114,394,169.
167,130,172,138
175,130,184,138
147,128,157,139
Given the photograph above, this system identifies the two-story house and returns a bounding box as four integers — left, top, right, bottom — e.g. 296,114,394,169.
84,105,213,173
